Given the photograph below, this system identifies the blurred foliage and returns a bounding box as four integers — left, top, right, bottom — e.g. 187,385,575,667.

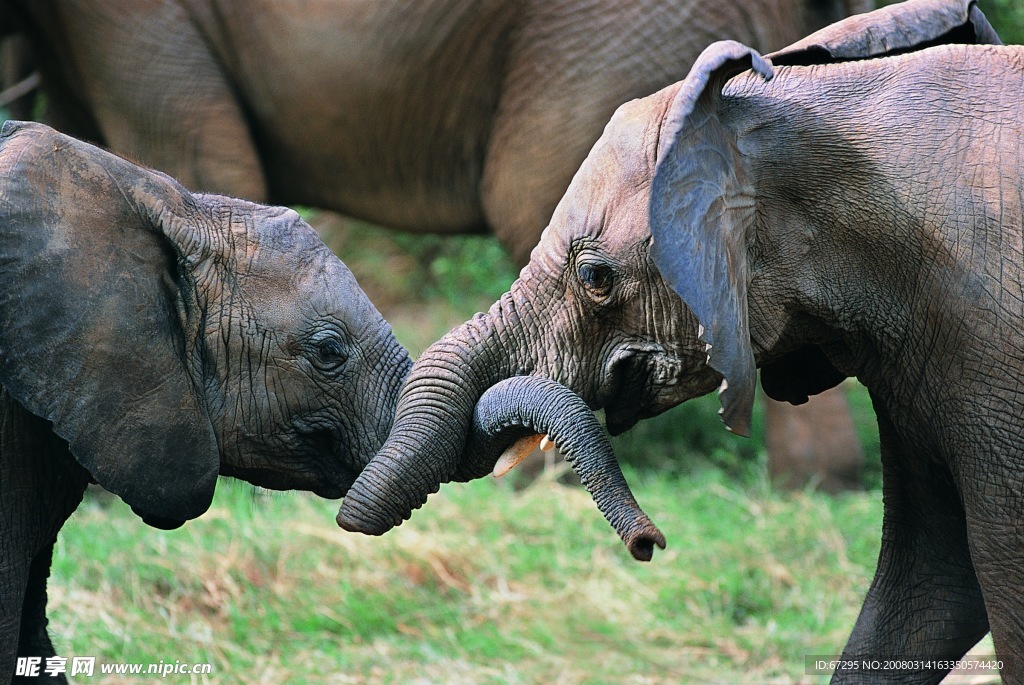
610,395,766,485
291,210,519,314
970,0,1024,43
877,0,1024,43
612,380,883,490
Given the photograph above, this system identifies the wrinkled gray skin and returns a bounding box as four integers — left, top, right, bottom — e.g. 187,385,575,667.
0,122,411,684
3,0,873,491
338,1,1020,682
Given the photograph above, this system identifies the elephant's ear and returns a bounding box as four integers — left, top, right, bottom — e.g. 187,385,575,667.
769,0,1000,67
649,41,773,437
0,121,219,527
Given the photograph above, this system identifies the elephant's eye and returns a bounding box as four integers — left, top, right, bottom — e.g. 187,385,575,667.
309,332,349,372
577,261,614,299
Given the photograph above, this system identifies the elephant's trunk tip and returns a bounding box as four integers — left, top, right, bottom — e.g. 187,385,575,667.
625,525,667,562
336,486,433,535
335,447,442,536
335,505,388,536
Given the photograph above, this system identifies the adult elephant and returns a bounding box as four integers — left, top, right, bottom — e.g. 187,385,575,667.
337,1,1018,681
3,0,871,490
0,122,413,683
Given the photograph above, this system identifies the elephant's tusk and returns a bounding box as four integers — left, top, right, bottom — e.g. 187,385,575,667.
492,434,545,477
539,435,555,452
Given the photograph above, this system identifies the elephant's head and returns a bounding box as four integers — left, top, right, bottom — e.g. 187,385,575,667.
336,0,999,543
0,121,411,528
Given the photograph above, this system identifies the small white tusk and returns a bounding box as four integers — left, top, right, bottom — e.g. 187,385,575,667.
492,434,544,478
717,378,729,395
539,435,555,451
697,323,705,338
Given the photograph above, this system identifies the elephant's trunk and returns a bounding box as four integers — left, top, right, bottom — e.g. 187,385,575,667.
336,301,522,536
466,376,665,561
338,371,665,560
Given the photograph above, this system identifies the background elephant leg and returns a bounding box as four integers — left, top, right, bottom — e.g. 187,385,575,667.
835,401,988,684
43,2,267,200
764,387,864,493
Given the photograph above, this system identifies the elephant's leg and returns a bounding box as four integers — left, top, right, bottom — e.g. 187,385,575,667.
0,561,28,685
764,387,864,493
959,480,1024,682
835,401,988,685
49,2,267,200
1,394,90,683
15,543,67,685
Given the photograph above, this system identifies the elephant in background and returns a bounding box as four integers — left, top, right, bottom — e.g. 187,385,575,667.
336,0,1020,680
2,0,872,491
0,121,411,684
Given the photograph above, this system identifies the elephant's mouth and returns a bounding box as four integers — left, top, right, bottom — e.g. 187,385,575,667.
220,462,355,499
303,426,361,497
600,344,684,435
220,424,360,499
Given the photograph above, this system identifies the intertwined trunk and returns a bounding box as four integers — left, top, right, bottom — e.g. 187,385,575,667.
336,295,666,560
337,296,523,534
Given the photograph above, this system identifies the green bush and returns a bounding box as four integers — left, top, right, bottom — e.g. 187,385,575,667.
877,0,1024,43
976,0,1024,43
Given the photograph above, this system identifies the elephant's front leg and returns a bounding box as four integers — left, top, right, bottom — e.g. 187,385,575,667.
1,394,90,683
959,456,1024,684
15,543,66,685
0,561,28,685
835,401,988,685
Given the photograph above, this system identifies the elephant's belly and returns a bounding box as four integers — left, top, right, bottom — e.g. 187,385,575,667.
262,141,491,235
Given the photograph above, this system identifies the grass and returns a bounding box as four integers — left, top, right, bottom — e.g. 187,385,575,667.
51,470,885,684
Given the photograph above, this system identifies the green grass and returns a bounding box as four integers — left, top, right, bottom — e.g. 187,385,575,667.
51,470,885,684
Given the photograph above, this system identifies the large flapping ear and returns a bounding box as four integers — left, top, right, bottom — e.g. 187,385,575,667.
769,0,1000,67
649,41,773,438
0,121,219,526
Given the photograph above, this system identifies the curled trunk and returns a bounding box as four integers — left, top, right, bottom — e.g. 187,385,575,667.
338,375,666,561
334,308,513,535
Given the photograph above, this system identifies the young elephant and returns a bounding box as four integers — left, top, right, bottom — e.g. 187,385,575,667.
338,0,1022,681
0,121,411,682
